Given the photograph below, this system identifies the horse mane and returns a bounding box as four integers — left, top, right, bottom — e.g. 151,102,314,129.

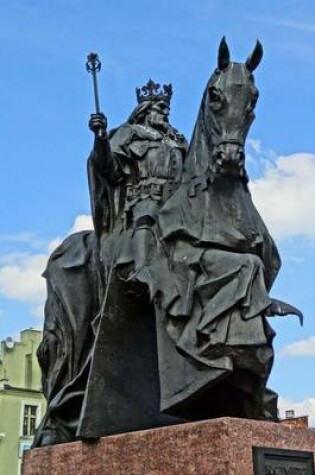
183,75,216,181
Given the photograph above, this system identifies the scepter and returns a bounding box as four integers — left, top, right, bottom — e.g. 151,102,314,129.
86,53,114,313
86,52,103,137
86,52,101,112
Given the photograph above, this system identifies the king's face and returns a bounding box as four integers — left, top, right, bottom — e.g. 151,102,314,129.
145,100,170,131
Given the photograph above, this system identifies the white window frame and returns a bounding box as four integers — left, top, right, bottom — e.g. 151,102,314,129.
19,399,41,439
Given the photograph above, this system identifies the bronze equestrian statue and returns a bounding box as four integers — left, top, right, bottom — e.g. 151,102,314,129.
33,38,302,447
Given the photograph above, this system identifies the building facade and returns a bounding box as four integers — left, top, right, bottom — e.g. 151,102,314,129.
0,329,45,475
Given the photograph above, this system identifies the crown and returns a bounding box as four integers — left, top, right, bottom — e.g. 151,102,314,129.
136,79,173,104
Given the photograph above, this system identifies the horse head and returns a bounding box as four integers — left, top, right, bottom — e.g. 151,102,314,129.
185,37,263,184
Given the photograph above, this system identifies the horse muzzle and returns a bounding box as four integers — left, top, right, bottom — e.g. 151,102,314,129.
213,142,245,178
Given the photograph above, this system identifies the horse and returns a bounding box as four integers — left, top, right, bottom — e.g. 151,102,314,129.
153,37,302,421
34,39,302,447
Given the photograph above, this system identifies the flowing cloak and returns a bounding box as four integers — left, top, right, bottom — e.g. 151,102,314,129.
136,175,281,415
32,231,100,446
159,176,280,289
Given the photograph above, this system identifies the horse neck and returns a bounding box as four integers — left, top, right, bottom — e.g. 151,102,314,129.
184,98,215,179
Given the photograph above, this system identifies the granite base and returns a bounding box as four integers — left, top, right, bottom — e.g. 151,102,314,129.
22,417,315,474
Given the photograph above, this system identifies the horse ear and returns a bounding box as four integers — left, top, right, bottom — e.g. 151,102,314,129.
218,36,230,70
246,40,263,72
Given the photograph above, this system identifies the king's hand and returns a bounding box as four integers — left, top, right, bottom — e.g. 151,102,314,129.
89,113,107,138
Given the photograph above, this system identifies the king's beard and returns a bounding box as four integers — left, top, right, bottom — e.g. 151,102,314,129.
148,114,169,133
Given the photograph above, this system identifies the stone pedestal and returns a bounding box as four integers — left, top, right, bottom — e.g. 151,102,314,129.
22,417,315,474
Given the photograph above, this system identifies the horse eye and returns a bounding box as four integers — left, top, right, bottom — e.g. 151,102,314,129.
209,88,223,108
209,88,221,101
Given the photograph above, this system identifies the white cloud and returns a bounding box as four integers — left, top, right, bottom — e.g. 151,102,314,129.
70,214,94,234
47,237,63,254
278,397,315,427
0,252,30,266
250,153,315,240
280,336,315,357
47,215,93,254
0,214,93,316
248,138,262,154
0,254,47,304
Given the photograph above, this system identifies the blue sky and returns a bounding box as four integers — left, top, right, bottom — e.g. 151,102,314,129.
0,1,315,422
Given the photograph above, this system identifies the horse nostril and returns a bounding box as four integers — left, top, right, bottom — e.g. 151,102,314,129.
216,150,226,163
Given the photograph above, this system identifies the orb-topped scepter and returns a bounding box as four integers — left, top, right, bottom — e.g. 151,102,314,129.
86,52,102,114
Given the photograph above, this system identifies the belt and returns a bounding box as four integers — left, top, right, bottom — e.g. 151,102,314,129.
126,178,179,203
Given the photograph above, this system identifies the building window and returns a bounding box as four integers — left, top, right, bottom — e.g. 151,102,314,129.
25,354,32,388
22,405,37,436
